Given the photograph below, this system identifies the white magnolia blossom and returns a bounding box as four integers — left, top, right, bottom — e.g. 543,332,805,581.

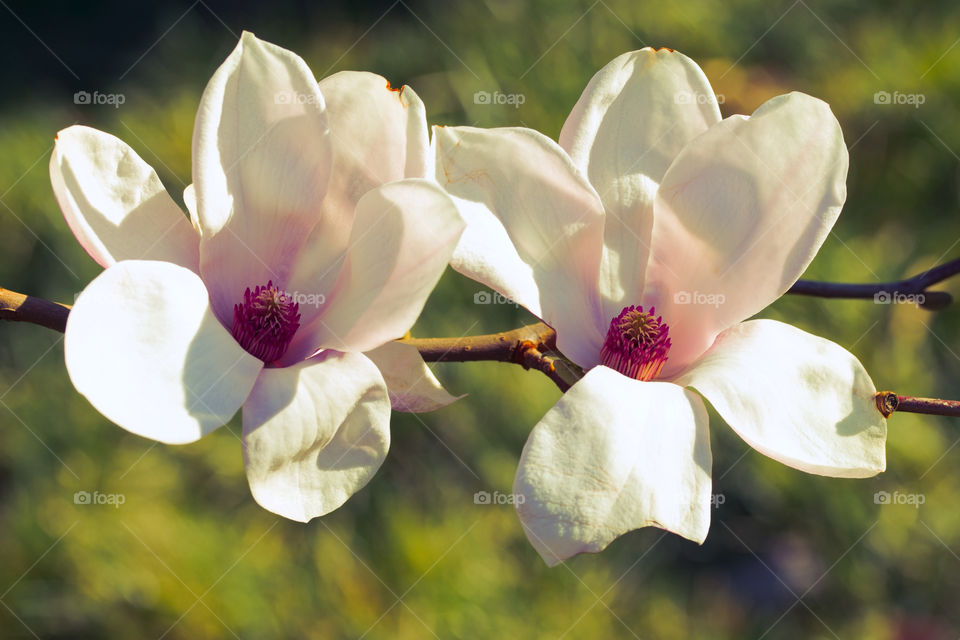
433,48,886,565
51,32,464,521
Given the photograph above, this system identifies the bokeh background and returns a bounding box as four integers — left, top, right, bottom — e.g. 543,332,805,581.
2,0,960,637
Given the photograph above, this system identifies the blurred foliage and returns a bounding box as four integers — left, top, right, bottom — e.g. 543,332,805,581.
2,0,960,637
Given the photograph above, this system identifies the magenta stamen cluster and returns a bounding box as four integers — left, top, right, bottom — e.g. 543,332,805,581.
599,305,671,382
231,281,301,364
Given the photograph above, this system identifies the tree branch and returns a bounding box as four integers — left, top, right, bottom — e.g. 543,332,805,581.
0,287,70,333
788,257,960,310
875,391,960,418
9,268,960,405
399,322,582,392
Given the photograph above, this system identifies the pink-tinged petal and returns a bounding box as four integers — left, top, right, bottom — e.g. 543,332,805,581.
365,341,461,413
64,260,263,444
515,366,712,566
434,125,606,368
644,92,848,375
242,351,390,521
283,72,430,317
675,319,886,478
318,70,429,199
559,49,721,319
50,125,199,272
193,31,332,325
285,179,464,360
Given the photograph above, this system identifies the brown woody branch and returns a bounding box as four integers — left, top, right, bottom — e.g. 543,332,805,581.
399,322,582,392
788,257,960,310
0,287,70,333
7,282,960,410
875,391,960,418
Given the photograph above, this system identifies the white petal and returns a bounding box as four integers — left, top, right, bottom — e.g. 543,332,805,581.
192,31,332,325
64,260,263,444
282,72,431,327
50,125,199,271
559,49,721,319
644,92,849,375
242,351,390,521
183,184,200,234
434,125,607,368
285,179,464,359
515,367,712,566
365,341,461,413
675,319,886,477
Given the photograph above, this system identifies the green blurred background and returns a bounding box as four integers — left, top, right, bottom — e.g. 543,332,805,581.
2,0,960,637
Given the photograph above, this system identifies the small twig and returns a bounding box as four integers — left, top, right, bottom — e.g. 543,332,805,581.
875,391,960,418
0,287,70,333
789,257,960,310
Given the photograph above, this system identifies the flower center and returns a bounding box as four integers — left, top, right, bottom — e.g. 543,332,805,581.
599,305,671,381
231,281,301,364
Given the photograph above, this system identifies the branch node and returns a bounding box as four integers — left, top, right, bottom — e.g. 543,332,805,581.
875,391,899,417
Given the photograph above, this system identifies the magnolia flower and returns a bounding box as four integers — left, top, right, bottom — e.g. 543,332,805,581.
434,48,886,565
50,32,464,521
